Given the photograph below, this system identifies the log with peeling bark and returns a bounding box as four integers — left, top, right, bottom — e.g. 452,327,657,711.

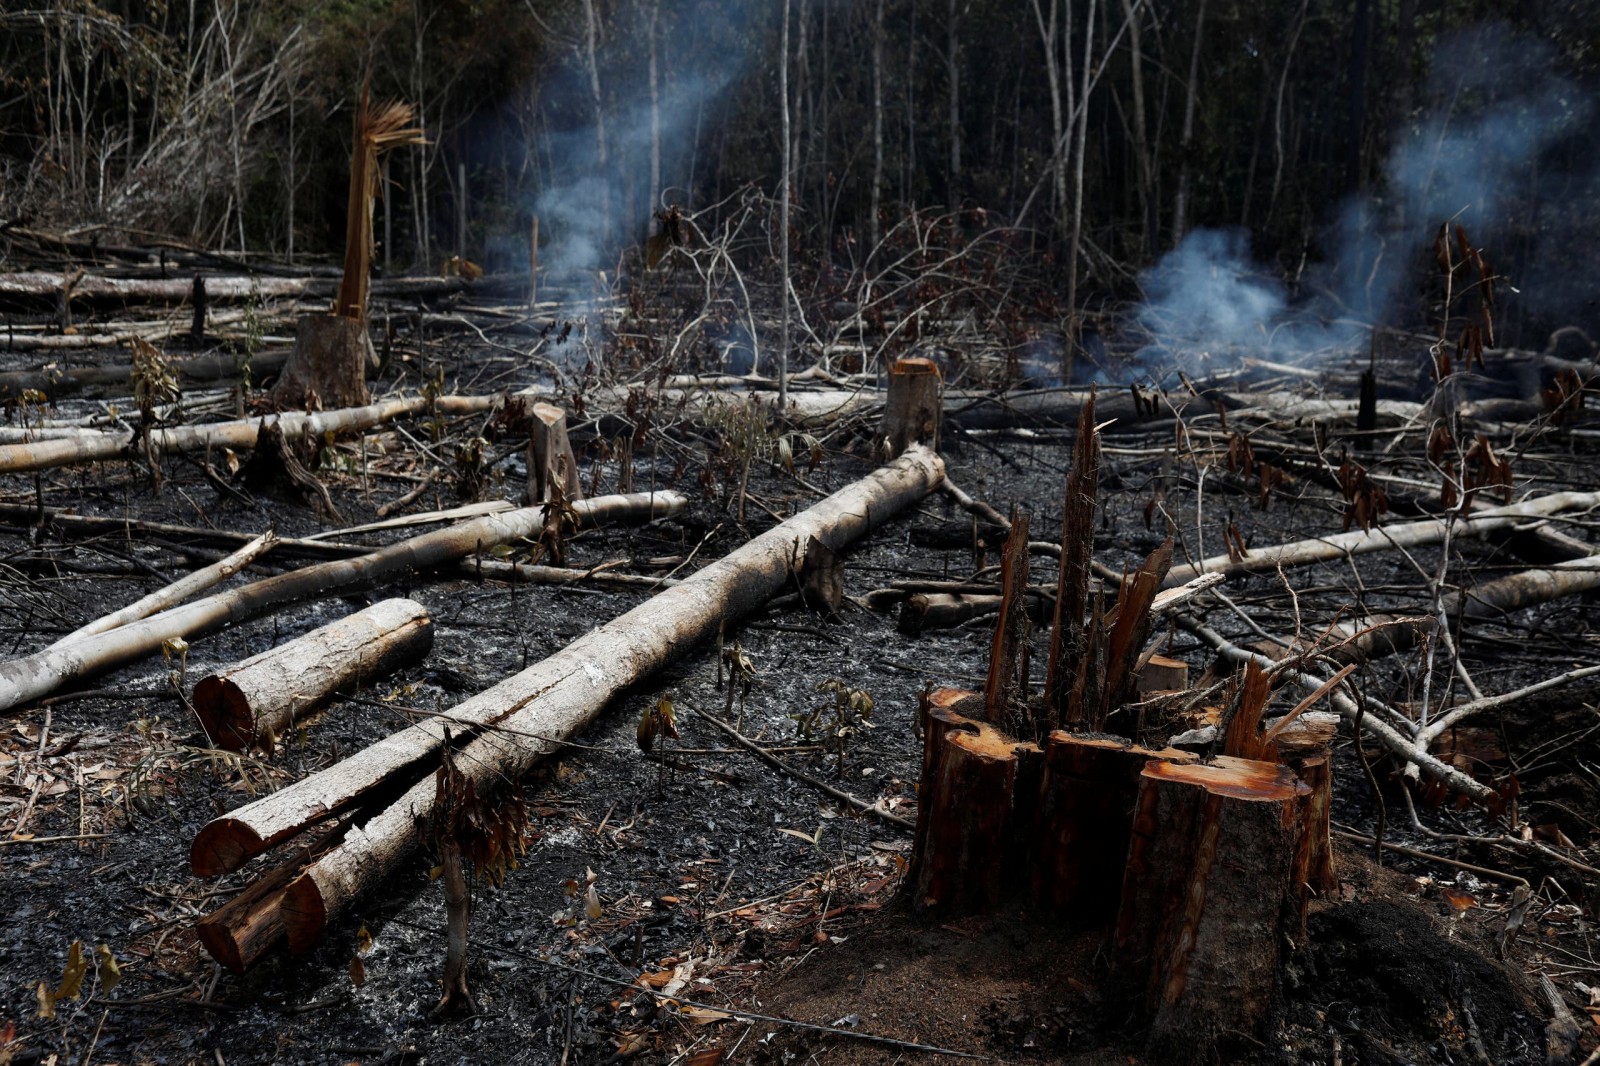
194,598,434,750
0,490,682,715
1114,756,1311,1064
1166,489,1600,587
0,394,496,476
256,441,940,947
48,531,277,648
182,448,944,961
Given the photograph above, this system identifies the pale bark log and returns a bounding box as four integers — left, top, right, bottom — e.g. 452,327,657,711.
0,395,494,475
0,271,468,307
231,448,946,950
194,598,434,751
1166,490,1600,587
0,349,290,400
0,491,682,716
49,532,278,648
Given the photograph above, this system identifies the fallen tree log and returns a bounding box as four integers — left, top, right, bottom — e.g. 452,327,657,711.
188,447,945,957
194,598,434,750
0,491,682,714
1166,490,1600,587
0,349,291,402
49,531,277,648
0,394,495,475
0,271,470,309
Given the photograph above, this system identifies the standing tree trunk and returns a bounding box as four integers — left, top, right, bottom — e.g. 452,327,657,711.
779,0,792,410
870,0,885,255
582,0,610,251
1063,0,1097,375
1120,0,1156,255
947,0,962,214
647,0,661,229
1171,0,1208,247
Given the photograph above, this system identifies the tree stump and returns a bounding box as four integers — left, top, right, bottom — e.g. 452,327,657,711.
273,313,374,410
1031,731,1195,922
881,357,942,458
908,689,1040,916
525,402,582,504
1136,652,1189,695
1273,710,1339,893
1113,756,1311,1063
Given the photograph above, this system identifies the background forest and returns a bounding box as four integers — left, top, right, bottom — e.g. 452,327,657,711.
4,0,1600,353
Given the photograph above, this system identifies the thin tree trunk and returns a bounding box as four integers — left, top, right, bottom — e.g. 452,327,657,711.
647,0,661,225
779,0,792,410
870,0,885,254
583,0,610,249
1063,0,1097,364
947,0,961,214
1171,0,1207,246
1120,0,1155,255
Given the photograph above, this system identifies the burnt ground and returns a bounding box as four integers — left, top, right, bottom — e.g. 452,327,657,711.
0,299,1598,1065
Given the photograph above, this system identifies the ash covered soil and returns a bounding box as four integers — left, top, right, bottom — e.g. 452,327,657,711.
0,335,1597,1065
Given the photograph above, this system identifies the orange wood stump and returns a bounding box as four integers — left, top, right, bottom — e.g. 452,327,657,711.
1113,756,1311,1064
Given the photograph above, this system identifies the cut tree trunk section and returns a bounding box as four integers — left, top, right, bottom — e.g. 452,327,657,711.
193,598,434,751
524,402,582,504
1114,757,1310,1064
272,314,374,410
881,356,942,457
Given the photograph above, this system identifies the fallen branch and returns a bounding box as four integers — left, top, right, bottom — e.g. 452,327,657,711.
48,531,277,648
1166,490,1600,586
0,491,683,714
0,394,496,475
190,447,944,956
692,704,914,828
1177,616,1493,800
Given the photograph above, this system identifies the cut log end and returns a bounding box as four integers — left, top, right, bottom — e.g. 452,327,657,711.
193,675,253,751
191,818,269,878
280,870,330,954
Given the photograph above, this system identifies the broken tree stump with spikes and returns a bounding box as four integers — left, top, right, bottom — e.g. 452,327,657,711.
904,401,1337,1064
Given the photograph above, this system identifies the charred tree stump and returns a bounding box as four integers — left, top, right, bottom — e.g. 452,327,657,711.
1031,732,1195,923
524,402,582,504
881,357,942,457
1273,710,1340,894
193,598,434,751
239,418,343,521
908,688,1040,916
273,314,375,410
1114,756,1311,1063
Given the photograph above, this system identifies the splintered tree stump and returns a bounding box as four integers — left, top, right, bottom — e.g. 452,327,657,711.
797,534,844,615
1273,710,1340,893
1114,756,1311,1063
909,689,1040,915
274,313,375,410
525,402,582,504
1031,732,1196,922
881,357,942,458
193,598,434,751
